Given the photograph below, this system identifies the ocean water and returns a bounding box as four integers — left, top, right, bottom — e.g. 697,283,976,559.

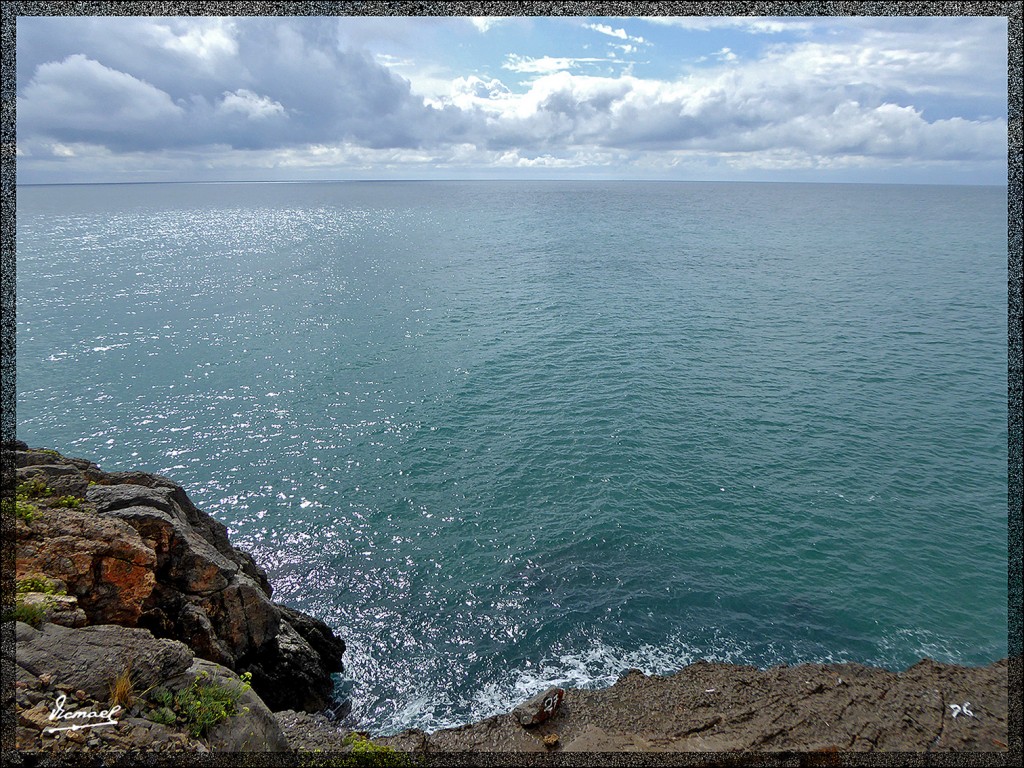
16,181,1008,735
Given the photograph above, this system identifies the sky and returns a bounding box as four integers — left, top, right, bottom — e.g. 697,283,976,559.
14,14,1009,184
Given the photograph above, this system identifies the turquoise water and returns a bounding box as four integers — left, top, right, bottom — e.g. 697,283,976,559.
16,181,1008,734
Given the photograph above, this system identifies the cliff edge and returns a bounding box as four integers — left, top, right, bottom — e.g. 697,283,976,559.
6,443,345,754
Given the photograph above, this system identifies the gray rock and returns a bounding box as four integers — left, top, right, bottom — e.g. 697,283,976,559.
17,447,345,715
512,686,565,727
15,622,193,700
16,464,91,497
241,609,342,712
87,486,281,668
165,659,292,752
19,592,88,628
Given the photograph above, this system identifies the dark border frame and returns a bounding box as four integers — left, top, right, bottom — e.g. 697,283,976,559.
1,3,1019,766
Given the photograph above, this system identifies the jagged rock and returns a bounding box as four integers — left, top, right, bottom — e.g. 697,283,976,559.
16,505,157,625
279,604,347,669
14,447,345,715
241,606,345,712
512,686,565,727
85,486,281,668
88,474,272,595
15,622,193,699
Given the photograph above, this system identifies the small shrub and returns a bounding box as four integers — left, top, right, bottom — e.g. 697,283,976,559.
149,686,175,708
335,733,413,767
5,580,66,626
14,500,37,523
6,600,49,627
174,671,252,738
55,495,82,508
147,706,177,726
16,576,65,596
16,478,53,500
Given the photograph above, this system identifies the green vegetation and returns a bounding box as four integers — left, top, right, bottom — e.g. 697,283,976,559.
147,706,177,726
4,577,67,626
7,600,49,627
149,687,175,708
55,495,83,508
14,499,38,523
15,576,65,596
17,478,54,500
173,671,253,738
300,734,414,767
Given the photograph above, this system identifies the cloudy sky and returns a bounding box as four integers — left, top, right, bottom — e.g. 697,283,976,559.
16,14,1008,184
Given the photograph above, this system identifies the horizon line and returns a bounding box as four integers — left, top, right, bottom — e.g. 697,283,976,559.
16,178,1009,188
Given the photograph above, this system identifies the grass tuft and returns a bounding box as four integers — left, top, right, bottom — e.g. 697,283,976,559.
109,666,136,709
297,733,415,767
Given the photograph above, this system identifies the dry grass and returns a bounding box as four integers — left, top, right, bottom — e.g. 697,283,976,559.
108,666,136,709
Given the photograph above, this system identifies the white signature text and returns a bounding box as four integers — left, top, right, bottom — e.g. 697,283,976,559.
45,693,122,733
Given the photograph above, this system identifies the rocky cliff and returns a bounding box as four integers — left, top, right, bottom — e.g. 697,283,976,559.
7,442,345,749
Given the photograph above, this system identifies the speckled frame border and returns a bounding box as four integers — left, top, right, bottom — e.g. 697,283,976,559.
0,3,1019,767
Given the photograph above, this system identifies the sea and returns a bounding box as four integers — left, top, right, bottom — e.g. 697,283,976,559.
15,180,1009,735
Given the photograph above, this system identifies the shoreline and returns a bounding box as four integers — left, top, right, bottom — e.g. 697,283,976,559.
6,444,1012,757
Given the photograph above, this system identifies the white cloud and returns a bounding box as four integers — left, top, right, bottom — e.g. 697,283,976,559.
15,16,1006,183
470,17,506,33
502,54,615,74
645,16,815,34
158,18,238,62
375,53,415,69
584,22,647,45
218,89,286,120
18,54,184,145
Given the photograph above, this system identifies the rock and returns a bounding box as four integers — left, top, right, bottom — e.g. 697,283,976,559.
16,463,92,497
15,622,193,700
279,604,347,672
18,592,88,628
543,733,559,748
16,507,157,625
15,447,346,715
512,687,565,727
85,484,282,669
241,606,344,712
164,658,292,752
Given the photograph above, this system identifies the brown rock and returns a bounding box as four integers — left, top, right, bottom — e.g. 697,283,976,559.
16,506,157,625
